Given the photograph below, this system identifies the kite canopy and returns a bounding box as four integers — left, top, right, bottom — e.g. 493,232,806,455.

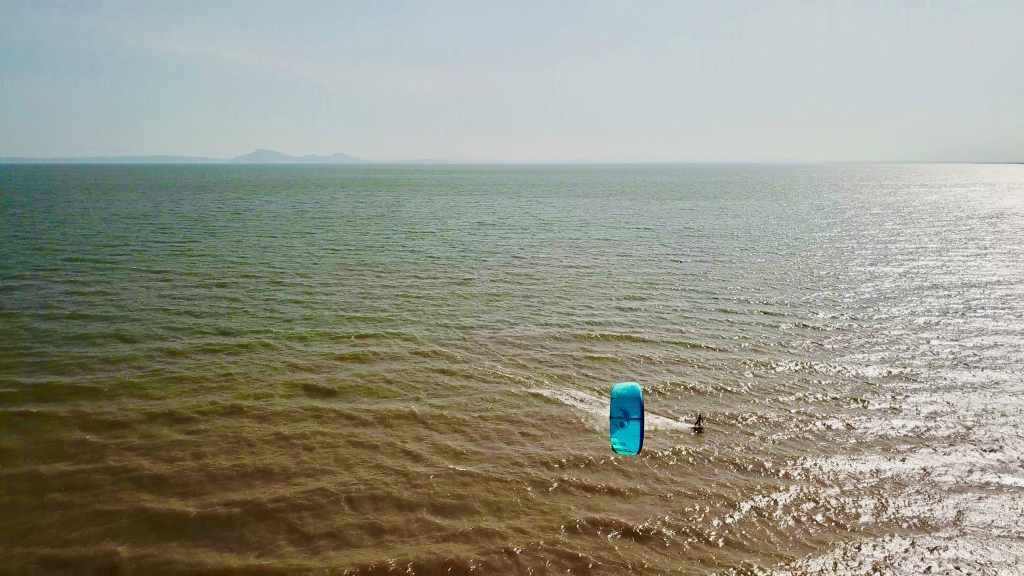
609,382,644,455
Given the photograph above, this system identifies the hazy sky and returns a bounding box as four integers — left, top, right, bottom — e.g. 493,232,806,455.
2,1,1022,162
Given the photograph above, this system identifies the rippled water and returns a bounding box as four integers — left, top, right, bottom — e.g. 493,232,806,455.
1,164,1022,574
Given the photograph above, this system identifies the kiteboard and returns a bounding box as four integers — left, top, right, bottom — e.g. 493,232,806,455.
609,382,644,455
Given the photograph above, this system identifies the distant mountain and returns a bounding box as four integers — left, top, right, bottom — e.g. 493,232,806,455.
1,149,363,164
231,149,361,164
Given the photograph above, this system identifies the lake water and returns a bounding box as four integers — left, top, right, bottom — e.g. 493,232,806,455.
1,164,1022,574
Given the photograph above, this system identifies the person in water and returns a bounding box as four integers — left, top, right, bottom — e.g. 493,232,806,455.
693,413,705,432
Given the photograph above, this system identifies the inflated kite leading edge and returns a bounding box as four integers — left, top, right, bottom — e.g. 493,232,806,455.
609,382,644,455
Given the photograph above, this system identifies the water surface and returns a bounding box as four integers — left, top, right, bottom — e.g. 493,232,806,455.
1,164,1022,574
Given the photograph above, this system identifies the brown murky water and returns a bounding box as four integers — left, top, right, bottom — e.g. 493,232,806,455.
1,164,1022,574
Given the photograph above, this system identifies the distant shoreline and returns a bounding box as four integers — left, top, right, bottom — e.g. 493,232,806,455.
0,149,366,165
2,160,1021,166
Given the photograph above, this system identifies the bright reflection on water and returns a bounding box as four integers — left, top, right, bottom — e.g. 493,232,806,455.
0,164,1022,574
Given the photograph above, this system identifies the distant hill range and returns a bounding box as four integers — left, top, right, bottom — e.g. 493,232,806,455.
231,149,361,164
0,149,363,164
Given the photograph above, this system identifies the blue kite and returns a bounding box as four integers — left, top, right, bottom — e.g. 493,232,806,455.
609,382,644,455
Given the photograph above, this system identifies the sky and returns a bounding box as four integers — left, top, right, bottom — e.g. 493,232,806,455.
1,1,1022,162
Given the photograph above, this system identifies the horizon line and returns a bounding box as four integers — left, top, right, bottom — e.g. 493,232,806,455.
3,150,1023,166
2,157,1022,166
